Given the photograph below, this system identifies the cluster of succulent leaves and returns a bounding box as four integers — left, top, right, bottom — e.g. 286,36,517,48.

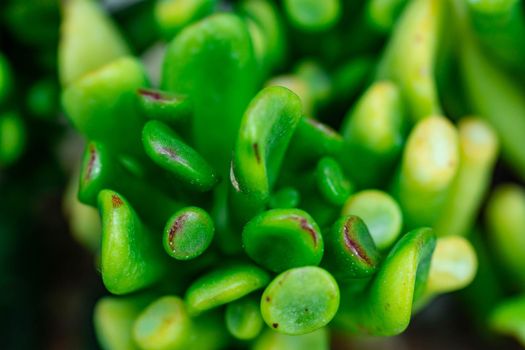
54,0,525,349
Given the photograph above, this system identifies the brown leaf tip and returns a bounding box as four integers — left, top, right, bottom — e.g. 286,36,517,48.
84,144,97,181
291,215,318,247
111,194,124,208
168,214,188,250
252,143,261,164
138,88,165,101
158,146,181,162
343,217,372,265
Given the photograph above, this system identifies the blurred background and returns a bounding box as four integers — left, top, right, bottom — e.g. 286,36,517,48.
0,0,524,349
